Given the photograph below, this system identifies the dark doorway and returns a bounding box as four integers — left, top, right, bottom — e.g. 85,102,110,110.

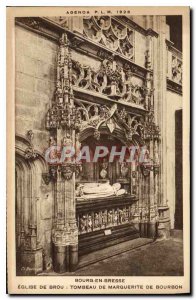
175,109,183,229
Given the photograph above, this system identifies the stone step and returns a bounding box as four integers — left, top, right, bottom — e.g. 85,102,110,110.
38,238,154,276
77,237,153,269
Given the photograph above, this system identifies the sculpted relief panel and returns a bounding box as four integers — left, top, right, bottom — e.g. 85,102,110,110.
77,205,138,235
171,55,182,85
167,43,183,91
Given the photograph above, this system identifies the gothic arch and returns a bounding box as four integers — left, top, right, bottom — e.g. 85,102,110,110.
15,134,47,250
78,125,144,147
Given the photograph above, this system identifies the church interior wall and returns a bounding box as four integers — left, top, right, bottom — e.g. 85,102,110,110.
15,25,57,153
15,24,57,269
134,30,146,67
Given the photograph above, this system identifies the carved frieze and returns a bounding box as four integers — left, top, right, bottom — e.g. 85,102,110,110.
77,105,154,143
71,58,147,106
77,205,135,235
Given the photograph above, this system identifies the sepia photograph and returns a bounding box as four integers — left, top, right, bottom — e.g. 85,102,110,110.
6,6,190,294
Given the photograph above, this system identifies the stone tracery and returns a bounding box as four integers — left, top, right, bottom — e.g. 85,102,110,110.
83,16,134,60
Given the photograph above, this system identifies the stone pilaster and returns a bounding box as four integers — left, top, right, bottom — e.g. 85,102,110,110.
153,16,170,238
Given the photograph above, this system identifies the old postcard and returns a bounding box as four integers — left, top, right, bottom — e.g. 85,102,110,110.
7,6,190,294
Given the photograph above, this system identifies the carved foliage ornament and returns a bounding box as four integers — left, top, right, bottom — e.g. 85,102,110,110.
52,226,78,246
115,108,144,142
72,58,147,106
24,130,38,160
114,108,160,143
46,102,76,130
75,103,117,136
143,111,160,141
24,147,38,160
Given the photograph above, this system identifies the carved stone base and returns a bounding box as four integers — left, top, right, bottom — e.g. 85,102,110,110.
139,221,148,237
52,243,78,273
147,221,157,239
19,248,43,275
69,244,79,271
157,206,171,239
157,220,170,239
140,221,158,239
52,244,68,273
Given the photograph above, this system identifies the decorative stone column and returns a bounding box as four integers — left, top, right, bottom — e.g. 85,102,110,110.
44,33,79,273
139,46,160,239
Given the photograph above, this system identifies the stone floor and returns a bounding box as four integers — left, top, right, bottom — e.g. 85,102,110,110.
39,233,183,277
72,236,183,276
